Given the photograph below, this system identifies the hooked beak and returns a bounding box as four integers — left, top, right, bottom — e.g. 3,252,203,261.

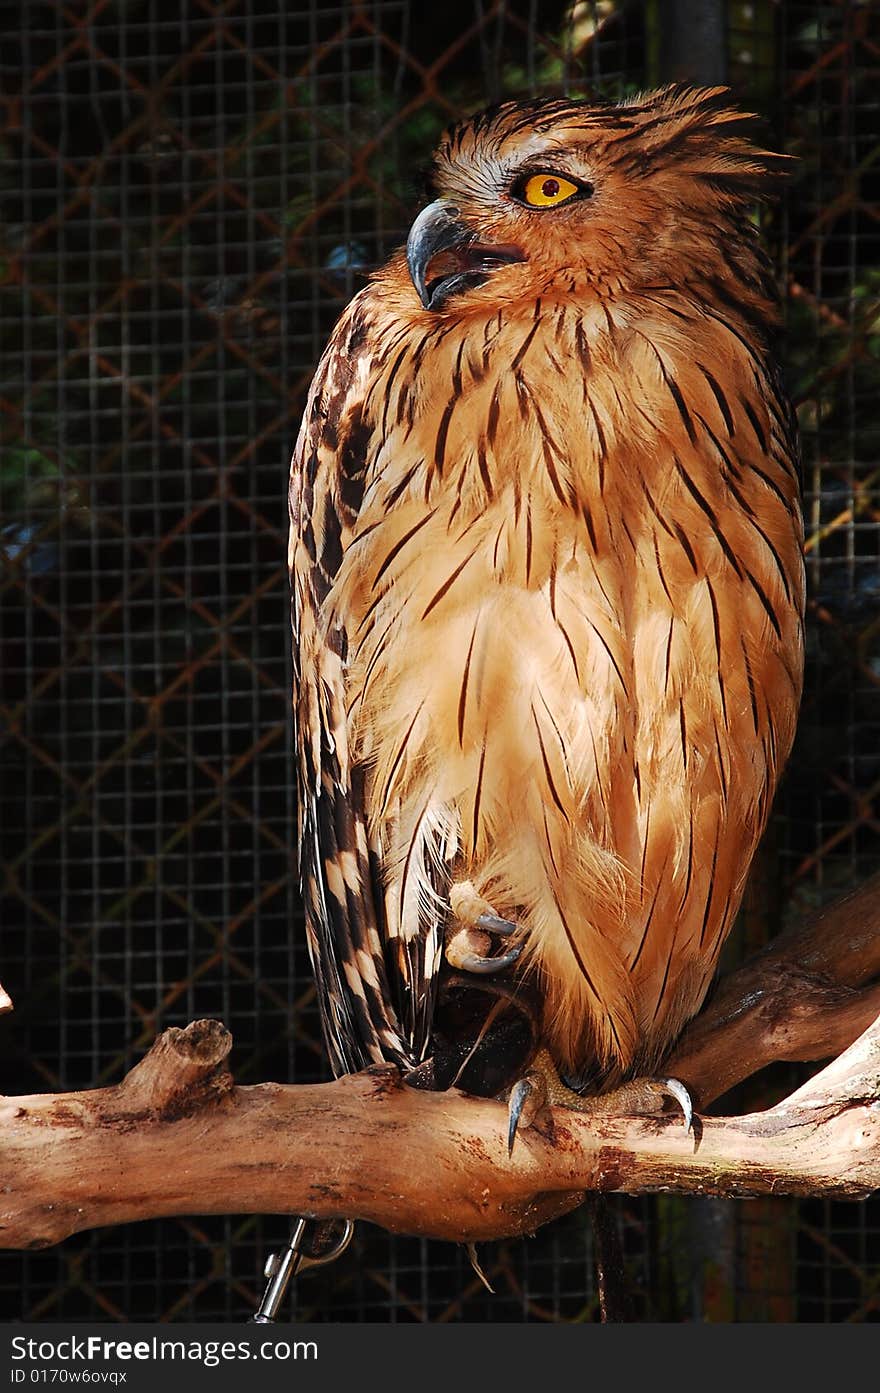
405,199,525,312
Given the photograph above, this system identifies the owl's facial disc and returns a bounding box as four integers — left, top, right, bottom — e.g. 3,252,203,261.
406,199,525,311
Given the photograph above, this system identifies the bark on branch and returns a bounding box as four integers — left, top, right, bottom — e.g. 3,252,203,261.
667,869,880,1105
2,1011,880,1249
1,873,879,1250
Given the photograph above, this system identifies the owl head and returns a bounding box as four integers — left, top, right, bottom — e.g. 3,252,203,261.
404,85,790,314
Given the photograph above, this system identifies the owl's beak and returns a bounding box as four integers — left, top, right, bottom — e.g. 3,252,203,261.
406,199,525,311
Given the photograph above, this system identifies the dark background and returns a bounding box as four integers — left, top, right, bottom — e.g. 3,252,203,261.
1,0,879,1321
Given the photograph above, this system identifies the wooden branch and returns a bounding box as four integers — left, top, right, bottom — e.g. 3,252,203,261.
2,875,878,1250
666,870,880,1107
2,1012,879,1251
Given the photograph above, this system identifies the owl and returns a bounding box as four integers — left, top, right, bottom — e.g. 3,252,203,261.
289,85,804,1135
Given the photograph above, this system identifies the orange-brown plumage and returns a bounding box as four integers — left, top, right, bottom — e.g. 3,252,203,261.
290,86,804,1089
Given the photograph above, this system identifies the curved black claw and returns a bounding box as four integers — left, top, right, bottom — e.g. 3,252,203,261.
506,1068,549,1156
507,1076,534,1156
476,912,518,936
456,944,522,975
663,1077,693,1133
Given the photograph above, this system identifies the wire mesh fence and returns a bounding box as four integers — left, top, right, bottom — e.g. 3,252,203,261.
0,0,878,1322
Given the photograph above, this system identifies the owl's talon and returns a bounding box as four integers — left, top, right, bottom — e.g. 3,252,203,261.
507,1080,530,1156
662,1077,693,1133
476,912,518,936
581,1074,697,1131
504,1050,698,1157
454,945,522,975
507,1069,547,1156
445,919,521,975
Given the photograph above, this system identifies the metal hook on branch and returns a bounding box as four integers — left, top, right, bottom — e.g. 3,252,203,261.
250,1216,355,1324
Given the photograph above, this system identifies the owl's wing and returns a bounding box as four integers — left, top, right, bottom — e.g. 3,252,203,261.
289,294,440,1078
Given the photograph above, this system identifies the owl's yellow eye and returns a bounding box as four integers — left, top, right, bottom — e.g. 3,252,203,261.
515,172,590,209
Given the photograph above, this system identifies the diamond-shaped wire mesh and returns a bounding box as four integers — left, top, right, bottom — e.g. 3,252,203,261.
0,0,878,1322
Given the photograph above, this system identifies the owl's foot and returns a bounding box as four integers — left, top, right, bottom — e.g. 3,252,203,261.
506,1048,694,1156
445,881,521,975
